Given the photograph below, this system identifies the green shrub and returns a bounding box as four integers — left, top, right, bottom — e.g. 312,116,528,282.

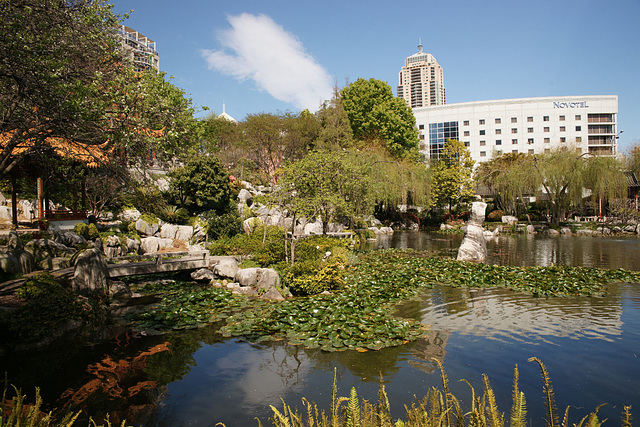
282,260,346,296
204,206,242,240
73,222,89,238
209,226,286,266
87,223,100,240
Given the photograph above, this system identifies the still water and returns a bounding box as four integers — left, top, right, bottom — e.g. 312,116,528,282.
2,232,640,426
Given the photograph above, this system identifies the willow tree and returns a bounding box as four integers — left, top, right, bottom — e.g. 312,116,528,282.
475,153,537,215
583,155,627,217
430,139,475,213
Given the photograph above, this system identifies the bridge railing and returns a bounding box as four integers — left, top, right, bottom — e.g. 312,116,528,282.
105,250,209,266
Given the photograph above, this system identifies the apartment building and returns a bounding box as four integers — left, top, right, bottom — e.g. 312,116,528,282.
397,41,445,108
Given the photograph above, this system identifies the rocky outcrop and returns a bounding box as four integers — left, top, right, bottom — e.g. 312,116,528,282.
457,202,488,263
0,230,34,274
213,257,239,279
72,244,109,296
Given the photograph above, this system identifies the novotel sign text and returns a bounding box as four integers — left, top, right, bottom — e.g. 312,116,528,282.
553,101,589,109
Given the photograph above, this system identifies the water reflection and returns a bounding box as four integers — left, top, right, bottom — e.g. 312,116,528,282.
377,230,640,270
398,286,624,343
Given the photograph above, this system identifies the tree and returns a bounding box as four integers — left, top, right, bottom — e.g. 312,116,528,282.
166,156,234,215
340,78,419,158
280,150,372,234
0,0,199,176
475,153,537,215
430,139,475,213
241,112,319,185
315,85,353,150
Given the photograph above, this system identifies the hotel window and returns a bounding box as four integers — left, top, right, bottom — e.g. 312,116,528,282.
528,149,534,155
512,139,518,144
528,138,534,144
496,150,503,156
480,140,486,146
511,128,518,134
544,127,550,132
560,137,566,143
560,126,566,132
496,139,502,145
464,141,470,147
544,138,550,143
495,129,501,135
575,115,581,120
495,118,501,124
480,151,486,157
512,149,518,153
576,137,582,142
527,127,533,133
545,148,551,153
527,116,533,122
419,124,424,130
463,120,469,126
576,126,581,131
543,116,549,121
419,134,425,140
559,115,565,121
511,117,518,123
479,130,486,135
464,130,470,137
479,119,485,125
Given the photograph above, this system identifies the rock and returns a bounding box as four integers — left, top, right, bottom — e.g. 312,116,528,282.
0,253,19,274
109,281,132,299
304,220,323,235
457,202,488,263
0,192,5,206
261,287,286,301
53,231,86,247
72,247,109,296
119,208,141,222
175,225,194,242
0,206,12,220
213,257,239,279
235,267,259,287
256,268,281,293
103,246,122,258
379,227,394,234
157,238,174,250
576,229,596,236
140,237,160,254
526,224,536,234
191,268,216,282
238,189,253,206
18,200,36,220
545,229,560,236
440,223,454,230
135,218,159,237
501,215,518,225
596,227,612,235
160,223,178,239
24,239,75,259
126,237,140,254
242,217,263,234
560,227,572,235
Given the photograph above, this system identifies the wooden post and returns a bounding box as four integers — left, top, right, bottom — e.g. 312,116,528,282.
36,177,43,219
11,174,17,228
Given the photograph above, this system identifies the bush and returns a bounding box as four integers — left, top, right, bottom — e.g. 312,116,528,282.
1,272,86,345
204,205,242,240
486,209,505,222
282,261,346,296
87,223,100,240
209,226,286,266
73,222,89,238
159,205,190,225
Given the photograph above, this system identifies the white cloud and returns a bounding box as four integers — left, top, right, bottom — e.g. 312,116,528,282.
201,13,332,112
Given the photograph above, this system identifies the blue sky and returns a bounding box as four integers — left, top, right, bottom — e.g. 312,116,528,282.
110,0,640,152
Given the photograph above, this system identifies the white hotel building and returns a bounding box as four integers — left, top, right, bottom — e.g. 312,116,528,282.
412,95,619,163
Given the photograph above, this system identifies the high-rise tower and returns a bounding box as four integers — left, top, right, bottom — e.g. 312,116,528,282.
397,41,445,108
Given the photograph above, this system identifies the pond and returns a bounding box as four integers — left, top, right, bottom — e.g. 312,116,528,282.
2,231,640,426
